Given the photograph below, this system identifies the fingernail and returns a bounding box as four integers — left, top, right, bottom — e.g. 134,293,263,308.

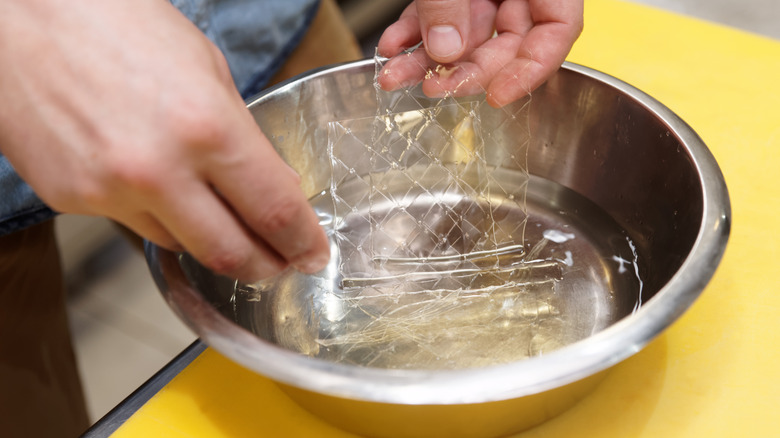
427,25,463,59
295,253,330,275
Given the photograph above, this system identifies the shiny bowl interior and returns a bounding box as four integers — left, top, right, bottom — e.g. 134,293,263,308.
146,61,730,438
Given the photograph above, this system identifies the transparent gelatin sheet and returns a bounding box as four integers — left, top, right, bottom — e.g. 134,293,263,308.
226,47,648,370
314,48,576,368
330,49,534,290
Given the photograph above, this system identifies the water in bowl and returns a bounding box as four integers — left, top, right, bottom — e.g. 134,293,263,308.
232,169,644,370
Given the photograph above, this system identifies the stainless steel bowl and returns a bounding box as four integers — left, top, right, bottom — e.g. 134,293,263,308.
146,61,730,437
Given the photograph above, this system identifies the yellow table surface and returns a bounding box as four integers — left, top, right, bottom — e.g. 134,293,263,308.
113,0,780,436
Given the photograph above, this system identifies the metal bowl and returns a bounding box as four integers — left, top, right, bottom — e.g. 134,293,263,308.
146,61,730,437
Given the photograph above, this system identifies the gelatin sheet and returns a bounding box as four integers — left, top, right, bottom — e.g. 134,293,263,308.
330,49,532,285
320,48,557,368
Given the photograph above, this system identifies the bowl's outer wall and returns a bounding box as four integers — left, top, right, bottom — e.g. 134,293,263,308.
279,370,608,438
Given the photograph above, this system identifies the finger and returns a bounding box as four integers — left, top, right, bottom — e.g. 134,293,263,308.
377,4,422,58
204,104,330,276
415,0,471,63
464,0,501,47
116,212,183,252
379,1,497,92
377,48,432,91
416,0,516,97
420,33,525,98
153,179,289,281
487,0,583,106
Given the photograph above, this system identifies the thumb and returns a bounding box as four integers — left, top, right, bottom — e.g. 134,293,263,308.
415,0,470,63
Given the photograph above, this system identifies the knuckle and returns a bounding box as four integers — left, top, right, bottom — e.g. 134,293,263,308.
201,247,252,276
102,151,165,194
74,180,112,210
569,15,584,37
257,259,287,280
253,198,302,234
210,48,233,85
201,244,288,281
166,98,230,152
575,20,584,36
417,0,465,22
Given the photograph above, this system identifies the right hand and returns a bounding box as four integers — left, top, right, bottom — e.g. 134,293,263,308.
377,0,584,107
0,0,330,281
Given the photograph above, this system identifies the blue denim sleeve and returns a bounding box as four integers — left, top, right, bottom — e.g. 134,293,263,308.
0,159,58,236
172,0,320,97
0,0,319,236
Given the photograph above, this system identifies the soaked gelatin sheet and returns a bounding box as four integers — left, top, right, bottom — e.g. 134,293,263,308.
330,50,532,284
321,49,558,368
329,102,507,284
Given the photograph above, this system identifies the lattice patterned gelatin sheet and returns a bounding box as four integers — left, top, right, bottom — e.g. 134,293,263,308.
319,48,564,369
330,48,533,284
223,42,650,370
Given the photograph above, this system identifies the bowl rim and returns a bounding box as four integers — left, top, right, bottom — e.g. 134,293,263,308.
146,60,731,405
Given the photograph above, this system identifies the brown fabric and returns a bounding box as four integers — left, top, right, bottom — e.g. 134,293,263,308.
0,221,90,438
267,0,363,87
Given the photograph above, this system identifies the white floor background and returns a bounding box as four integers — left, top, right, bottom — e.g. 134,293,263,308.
60,0,779,425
